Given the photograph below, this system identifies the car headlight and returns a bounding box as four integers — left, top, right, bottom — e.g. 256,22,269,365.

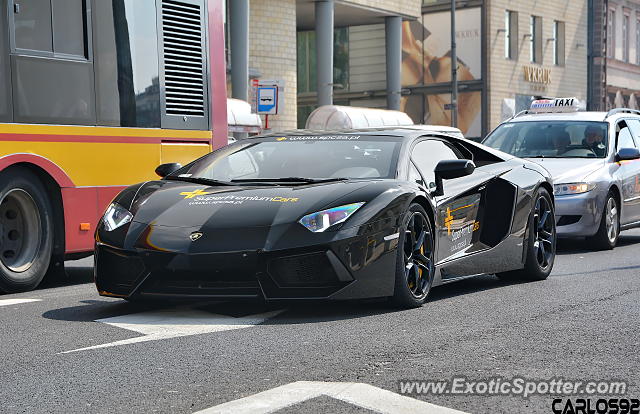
554,182,596,196
102,203,133,231
299,202,365,233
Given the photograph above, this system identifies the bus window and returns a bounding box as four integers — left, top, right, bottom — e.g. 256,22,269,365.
0,5,11,122
52,0,88,57
12,0,88,58
13,57,95,125
12,1,54,53
93,0,161,128
11,0,94,125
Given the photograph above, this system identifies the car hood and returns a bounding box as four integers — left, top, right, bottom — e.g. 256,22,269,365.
523,158,606,183
129,180,374,229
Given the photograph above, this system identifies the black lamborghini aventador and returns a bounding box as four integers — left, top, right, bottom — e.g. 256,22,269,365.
95,129,557,308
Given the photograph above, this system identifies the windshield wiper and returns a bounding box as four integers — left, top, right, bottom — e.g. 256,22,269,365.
165,176,235,186
231,177,349,184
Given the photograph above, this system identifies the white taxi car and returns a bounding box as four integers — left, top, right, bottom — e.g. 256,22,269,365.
482,98,640,249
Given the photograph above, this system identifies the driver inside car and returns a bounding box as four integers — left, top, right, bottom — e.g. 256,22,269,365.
582,125,607,157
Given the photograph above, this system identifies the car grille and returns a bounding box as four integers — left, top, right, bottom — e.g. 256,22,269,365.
268,252,341,288
139,270,261,297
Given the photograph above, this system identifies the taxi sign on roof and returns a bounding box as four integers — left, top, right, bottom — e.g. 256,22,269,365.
529,97,582,113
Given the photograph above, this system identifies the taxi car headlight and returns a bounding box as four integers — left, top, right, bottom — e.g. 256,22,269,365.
102,203,133,231
554,182,596,196
299,202,365,233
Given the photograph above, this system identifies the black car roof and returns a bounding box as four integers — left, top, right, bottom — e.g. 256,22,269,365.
248,128,512,162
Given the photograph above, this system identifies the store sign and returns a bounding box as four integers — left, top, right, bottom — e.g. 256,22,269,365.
523,66,552,84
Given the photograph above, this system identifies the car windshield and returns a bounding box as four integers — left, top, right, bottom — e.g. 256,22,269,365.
483,121,609,158
170,136,402,182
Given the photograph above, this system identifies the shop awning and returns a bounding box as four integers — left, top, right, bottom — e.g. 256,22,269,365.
305,105,414,130
227,98,262,133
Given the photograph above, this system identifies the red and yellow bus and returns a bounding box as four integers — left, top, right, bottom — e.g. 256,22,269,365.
0,0,228,292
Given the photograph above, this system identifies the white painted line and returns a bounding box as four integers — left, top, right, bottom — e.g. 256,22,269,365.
195,381,468,414
0,298,41,307
61,307,283,354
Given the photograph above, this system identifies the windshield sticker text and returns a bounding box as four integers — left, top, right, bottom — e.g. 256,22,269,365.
187,194,299,206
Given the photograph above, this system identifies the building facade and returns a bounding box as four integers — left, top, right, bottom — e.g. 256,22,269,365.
400,0,588,139
603,0,640,109
225,0,422,132
225,0,594,138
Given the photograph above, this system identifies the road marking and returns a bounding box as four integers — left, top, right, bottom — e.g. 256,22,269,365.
195,381,468,414
62,307,283,354
0,299,41,307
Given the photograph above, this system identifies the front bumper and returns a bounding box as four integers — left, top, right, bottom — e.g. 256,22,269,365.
95,227,399,301
554,189,605,237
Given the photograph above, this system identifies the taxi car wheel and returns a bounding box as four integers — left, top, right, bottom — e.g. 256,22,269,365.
588,193,619,250
0,168,54,293
390,203,435,308
498,188,556,282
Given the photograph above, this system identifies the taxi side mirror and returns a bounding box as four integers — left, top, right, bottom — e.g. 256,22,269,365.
155,163,182,178
615,148,640,162
433,159,476,196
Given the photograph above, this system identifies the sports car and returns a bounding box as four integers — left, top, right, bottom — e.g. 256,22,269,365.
95,129,556,308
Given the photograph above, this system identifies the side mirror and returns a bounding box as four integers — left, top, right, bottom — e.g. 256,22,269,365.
433,159,476,196
615,147,640,162
155,163,182,178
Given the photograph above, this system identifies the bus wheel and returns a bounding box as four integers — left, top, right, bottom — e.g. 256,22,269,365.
0,168,54,293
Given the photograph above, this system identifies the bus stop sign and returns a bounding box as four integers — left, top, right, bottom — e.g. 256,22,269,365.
257,87,278,115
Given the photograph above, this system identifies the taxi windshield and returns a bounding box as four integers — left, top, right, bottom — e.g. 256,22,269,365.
171,136,402,182
483,121,609,158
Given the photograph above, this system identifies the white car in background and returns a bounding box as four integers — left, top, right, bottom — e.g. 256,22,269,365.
483,98,640,249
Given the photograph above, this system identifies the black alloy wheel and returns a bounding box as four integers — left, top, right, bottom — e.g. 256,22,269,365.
533,193,555,270
391,203,435,308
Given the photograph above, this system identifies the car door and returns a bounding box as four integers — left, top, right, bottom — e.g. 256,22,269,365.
410,138,492,268
614,120,640,224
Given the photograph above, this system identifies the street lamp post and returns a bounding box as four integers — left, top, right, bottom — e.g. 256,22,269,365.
450,0,458,128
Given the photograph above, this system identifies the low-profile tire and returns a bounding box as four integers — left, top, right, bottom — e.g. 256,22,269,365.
390,203,435,309
587,192,619,250
498,187,556,282
0,167,54,293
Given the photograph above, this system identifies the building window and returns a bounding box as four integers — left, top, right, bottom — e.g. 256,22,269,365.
607,9,616,58
297,28,349,94
11,0,89,60
530,16,542,63
554,21,565,66
622,13,629,62
505,10,518,60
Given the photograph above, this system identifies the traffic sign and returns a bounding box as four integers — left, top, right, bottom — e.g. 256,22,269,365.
257,86,277,114
252,79,284,119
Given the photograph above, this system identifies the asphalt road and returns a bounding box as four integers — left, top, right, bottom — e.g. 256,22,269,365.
2,230,639,414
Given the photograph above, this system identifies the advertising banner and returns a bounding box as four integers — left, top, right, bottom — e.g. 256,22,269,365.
401,7,483,138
